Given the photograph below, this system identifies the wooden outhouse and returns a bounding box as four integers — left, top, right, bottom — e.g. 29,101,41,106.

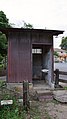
0,28,63,86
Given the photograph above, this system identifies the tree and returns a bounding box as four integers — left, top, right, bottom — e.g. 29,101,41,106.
21,21,33,29
54,51,59,57
0,11,11,68
0,54,3,62
60,37,67,50
0,31,7,56
0,11,11,28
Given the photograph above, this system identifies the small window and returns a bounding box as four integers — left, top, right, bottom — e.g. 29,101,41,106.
32,49,42,54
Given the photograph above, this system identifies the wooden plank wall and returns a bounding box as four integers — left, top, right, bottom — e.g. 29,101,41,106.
7,31,53,83
8,32,32,83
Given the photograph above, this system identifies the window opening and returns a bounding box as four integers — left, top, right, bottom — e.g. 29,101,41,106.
32,49,42,54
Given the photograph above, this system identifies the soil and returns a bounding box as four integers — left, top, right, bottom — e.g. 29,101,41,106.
29,87,67,119
30,100,67,119
0,78,67,119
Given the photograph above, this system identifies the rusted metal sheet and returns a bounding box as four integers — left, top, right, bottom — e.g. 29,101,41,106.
8,32,32,83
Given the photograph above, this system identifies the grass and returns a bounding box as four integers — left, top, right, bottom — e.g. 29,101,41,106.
0,81,27,119
51,99,59,104
0,64,3,69
30,105,41,119
0,80,6,88
45,110,52,119
0,101,27,119
0,99,41,119
0,81,52,119
64,86,67,90
0,81,41,119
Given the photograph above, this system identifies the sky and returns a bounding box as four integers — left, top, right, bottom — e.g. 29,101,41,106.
0,0,67,48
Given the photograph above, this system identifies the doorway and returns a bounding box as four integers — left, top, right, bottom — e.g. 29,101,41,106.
32,44,51,84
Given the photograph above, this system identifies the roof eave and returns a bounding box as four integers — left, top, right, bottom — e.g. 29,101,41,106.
0,28,64,36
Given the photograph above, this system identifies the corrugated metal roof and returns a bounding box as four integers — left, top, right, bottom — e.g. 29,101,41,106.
0,28,64,36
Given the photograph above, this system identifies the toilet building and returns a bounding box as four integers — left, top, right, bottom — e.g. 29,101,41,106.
0,28,63,86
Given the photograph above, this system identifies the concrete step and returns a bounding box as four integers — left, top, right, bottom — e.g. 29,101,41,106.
39,94,53,101
36,90,53,101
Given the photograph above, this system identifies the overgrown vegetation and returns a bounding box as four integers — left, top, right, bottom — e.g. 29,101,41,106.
0,80,53,119
64,86,67,90
0,81,26,119
54,51,59,57
21,21,33,29
60,36,67,50
0,100,27,119
0,11,11,69
0,81,40,119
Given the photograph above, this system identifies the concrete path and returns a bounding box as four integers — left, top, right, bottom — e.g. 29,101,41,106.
53,90,67,103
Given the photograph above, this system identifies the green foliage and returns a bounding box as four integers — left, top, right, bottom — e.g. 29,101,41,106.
0,100,27,119
54,51,59,57
0,82,27,119
0,32,7,68
60,37,67,50
30,107,41,119
22,21,33,29
0,32,7,56
0,11,9,57
0,11,11,55
64,86,67,90
0,54,3,62
0,80,6,89
0,11,10,28
0,11,11,68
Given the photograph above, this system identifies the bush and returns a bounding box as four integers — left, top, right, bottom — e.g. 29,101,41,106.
0,98,27,119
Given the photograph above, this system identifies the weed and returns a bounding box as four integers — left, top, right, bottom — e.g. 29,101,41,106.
45,110,52,119
64,86,67,90
0,98,27,119
51,99,59,104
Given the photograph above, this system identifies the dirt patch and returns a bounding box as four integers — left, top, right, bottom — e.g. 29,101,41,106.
30,100,67,119
0,80,67,119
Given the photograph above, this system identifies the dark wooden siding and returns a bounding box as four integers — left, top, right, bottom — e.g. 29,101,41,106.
7,31,53,84
32,33,53,45
33,54,42,79
8,32,32,83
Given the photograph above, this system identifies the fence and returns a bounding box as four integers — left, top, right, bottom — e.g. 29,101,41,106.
23,81,30,111
54,69,67,88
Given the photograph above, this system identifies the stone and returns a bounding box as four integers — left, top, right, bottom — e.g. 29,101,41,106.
53,90,67,103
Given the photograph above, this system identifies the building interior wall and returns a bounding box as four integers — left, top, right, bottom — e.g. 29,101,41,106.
32,45,52,84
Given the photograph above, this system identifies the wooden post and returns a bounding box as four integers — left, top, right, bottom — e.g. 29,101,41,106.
54,69,59,88
23,81,30,111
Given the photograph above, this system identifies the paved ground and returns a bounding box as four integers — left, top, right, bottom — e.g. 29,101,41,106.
59,82,67,87
53,90,67,103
